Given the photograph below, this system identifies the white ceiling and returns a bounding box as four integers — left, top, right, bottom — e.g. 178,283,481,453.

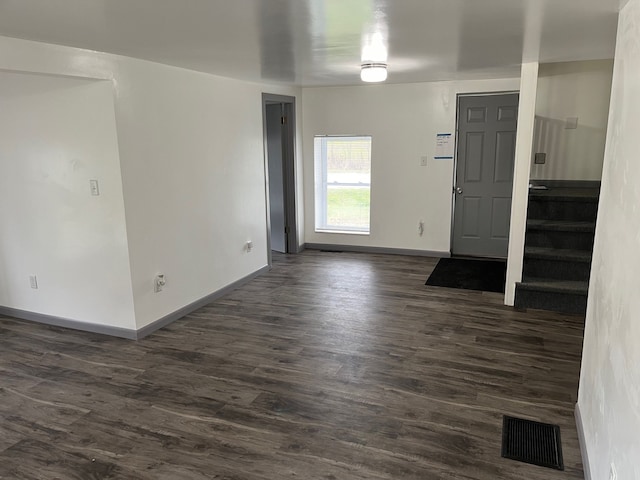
0,0,621,86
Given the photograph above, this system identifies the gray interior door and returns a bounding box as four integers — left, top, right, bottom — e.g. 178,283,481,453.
452,93,519,258
266,103,286,253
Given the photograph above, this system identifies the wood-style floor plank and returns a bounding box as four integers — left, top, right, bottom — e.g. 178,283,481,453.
0,250,585,479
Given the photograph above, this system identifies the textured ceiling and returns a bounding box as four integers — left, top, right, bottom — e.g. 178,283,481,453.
0,0,621,86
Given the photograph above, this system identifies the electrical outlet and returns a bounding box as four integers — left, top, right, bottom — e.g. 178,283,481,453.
246,240,253,253
420,156,428,167
29,275,38,289
154,274,165,293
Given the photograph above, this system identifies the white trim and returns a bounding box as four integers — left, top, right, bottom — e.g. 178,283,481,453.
575,403,592,480
313,135,372,233
306,243,450,258
314,229,370,235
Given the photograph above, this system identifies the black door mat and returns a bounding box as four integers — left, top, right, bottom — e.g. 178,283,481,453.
425,258,506,293
501,416,564,470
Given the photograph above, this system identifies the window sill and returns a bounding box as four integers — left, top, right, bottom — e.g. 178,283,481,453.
315,229,370,236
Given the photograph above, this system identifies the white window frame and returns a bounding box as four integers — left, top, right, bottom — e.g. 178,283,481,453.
314,135,372,234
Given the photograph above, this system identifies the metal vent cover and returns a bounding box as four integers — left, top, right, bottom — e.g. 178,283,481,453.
501,415,564,470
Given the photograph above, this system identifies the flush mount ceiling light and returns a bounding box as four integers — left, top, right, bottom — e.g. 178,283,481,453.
361,63,388,83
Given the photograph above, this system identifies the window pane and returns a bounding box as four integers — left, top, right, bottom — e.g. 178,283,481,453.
314,136,371,233
327,185,370,229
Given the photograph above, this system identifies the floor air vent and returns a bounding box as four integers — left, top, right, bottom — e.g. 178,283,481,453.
501,416,564,470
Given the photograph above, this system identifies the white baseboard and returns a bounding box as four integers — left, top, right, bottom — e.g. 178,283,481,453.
0,306,137,339
575,403,592,480
0,265,270,340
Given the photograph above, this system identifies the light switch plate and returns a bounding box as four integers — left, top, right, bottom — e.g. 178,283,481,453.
534,152,547,165
90,179,100,196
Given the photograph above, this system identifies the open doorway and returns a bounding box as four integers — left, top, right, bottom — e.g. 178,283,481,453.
262,93,298,263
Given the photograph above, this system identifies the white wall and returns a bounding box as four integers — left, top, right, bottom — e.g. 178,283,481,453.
113,60,274,329
0,36,302,331
531,60,613,181
505,63,539,306
302,78,520,253
0,72,136,329
577,1,640,478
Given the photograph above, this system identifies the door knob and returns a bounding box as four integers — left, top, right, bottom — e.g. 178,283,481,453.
456,187,463,194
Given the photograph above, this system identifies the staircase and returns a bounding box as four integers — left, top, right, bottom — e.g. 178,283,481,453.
514,183,600,315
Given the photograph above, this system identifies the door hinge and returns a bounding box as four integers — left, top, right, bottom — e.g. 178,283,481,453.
285,226,290,234
281,116,287,125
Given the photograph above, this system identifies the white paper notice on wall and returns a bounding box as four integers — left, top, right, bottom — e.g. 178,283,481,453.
434,133,454,160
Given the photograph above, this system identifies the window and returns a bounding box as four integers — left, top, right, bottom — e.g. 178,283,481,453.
314,136,372,233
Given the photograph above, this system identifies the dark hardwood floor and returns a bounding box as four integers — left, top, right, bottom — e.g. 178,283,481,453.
0,250,585,479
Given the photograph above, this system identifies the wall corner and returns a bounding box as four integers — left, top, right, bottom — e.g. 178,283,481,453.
505,62,539,306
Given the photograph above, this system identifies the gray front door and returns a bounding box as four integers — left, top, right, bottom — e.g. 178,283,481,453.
452,93,519,258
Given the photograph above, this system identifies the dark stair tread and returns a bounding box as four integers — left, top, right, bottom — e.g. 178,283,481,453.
526,219,595,233
528,187,600,202
524,247,592,262
517,279,589,295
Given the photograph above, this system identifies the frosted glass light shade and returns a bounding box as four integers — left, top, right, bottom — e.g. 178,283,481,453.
361,63,388,82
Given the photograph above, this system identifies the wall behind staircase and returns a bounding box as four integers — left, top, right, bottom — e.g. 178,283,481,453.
577,1,640,478
531,60,613,181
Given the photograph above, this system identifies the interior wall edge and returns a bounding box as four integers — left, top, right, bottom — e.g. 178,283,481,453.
504,62,539,306
0,66,112,82
575,403,593,480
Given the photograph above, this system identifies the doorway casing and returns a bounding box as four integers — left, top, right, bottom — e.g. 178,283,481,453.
262,93,299,266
